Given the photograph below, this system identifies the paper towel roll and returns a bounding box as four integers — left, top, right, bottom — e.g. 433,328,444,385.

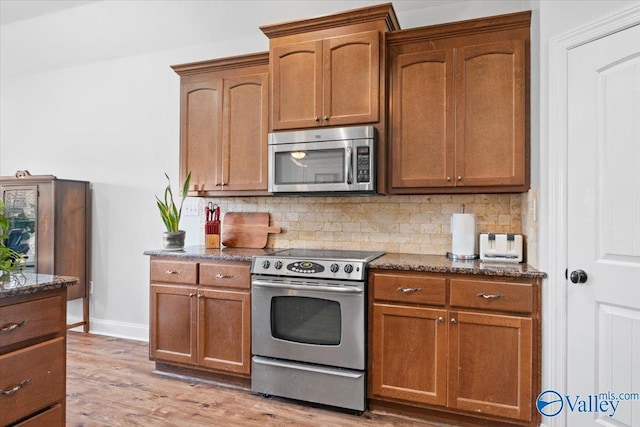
451,213,477,257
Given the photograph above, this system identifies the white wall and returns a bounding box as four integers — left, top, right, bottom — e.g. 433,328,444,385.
1,0,536,340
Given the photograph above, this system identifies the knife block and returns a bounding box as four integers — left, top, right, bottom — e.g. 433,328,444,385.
205,234,220,249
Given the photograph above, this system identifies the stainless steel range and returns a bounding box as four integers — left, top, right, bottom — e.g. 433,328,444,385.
250,248,385,412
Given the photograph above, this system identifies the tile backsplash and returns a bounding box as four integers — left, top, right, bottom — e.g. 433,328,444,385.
200,193,534,263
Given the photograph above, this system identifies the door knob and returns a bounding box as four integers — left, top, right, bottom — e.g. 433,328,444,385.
570,269,588,284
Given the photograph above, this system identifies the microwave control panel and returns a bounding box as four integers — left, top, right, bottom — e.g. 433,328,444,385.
356,146,370,183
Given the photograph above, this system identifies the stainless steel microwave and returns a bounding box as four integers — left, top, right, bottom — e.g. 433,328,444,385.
268,126,376,194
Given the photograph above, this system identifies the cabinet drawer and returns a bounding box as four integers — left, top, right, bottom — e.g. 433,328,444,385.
372,273,446,306
150,259,198,284
450,279,533,314
14,403,63,427
0,295,64,349
0,337,65,426
200,262,250,289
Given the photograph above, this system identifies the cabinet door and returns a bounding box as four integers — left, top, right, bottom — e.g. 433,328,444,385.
370,303,447,406
389,49,454,190
448,310,532,421
271,40,323,130
197,288,251,374
323,30,380,126
221,73,269,191
455,39,527,187
149,284,197,365
180,76,223,192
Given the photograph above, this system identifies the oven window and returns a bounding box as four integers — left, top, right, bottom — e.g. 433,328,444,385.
271,296,341,345
274,149,345,185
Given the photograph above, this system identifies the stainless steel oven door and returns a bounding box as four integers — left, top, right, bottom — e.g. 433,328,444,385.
251,276,365,370
267,139,374,193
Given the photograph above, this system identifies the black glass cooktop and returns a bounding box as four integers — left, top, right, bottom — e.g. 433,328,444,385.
266,248,385,262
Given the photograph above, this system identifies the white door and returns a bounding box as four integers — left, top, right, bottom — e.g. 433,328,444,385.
566,23,640,426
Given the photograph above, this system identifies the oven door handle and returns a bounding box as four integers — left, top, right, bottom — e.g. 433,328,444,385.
252,279,363,294
252,356,364,379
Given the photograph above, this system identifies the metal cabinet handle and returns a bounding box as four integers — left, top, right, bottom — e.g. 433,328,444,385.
215,274,233,279
1,378,31,395
221,182,228,187
0,320,28,332
314,116,320,122
446,176,451,182
323,115,329,121
477,293,504,300
189,293,195,298
457,176,462,181
397,287,421,293
450,318,457,324
164,270,180,275
197,294,203,298
438,317,444,323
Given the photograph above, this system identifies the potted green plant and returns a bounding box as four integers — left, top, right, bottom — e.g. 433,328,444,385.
156,171,192,250
0,199,26,280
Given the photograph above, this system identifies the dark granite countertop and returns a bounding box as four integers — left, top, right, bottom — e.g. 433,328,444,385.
144,246,546,279
369,253,546,279
144,245,275,263
0,272,78,299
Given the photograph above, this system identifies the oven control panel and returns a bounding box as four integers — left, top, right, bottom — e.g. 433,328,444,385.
287,261,325,274
251,257,366,281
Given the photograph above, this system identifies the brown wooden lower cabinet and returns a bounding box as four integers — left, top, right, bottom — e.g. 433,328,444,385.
371,303,447,406
448,311,532,421
0,289,67,427
149,257,251,381
369,270,541,427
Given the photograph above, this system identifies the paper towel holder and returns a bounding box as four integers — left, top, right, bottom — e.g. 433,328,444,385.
447,204,479,260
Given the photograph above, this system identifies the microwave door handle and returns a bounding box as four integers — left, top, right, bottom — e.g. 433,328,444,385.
346,146,353,185
252,279,363,294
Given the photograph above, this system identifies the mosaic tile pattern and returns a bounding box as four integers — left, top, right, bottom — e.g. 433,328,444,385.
199,194,525,258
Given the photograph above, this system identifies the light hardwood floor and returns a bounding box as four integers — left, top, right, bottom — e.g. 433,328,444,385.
66,332,451,426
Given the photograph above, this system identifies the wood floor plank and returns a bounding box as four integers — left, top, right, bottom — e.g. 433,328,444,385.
66,332,453,427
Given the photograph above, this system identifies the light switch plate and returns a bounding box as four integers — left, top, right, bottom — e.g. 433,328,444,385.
182,197,199,216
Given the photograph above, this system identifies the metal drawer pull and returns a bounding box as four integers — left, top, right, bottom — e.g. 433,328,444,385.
477,292,504,300
0,320,28,332
164,270,180,275
397,287,421,293
216,274,233,279
1,378,31,395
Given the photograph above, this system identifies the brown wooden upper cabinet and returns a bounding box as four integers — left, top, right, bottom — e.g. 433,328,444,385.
172,53,270,196
261,3,399,131
387,12,531,194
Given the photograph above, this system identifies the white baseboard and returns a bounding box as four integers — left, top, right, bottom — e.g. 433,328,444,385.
67,314,149,342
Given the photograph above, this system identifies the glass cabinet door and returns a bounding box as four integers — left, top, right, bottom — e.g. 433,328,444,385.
1,186,37,269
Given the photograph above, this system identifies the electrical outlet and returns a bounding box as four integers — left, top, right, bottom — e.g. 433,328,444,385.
182,197,199,217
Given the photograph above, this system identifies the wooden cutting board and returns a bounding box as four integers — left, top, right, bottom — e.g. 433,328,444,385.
221,212,281,248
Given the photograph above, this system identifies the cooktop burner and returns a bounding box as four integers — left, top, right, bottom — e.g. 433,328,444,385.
252,248,385,281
